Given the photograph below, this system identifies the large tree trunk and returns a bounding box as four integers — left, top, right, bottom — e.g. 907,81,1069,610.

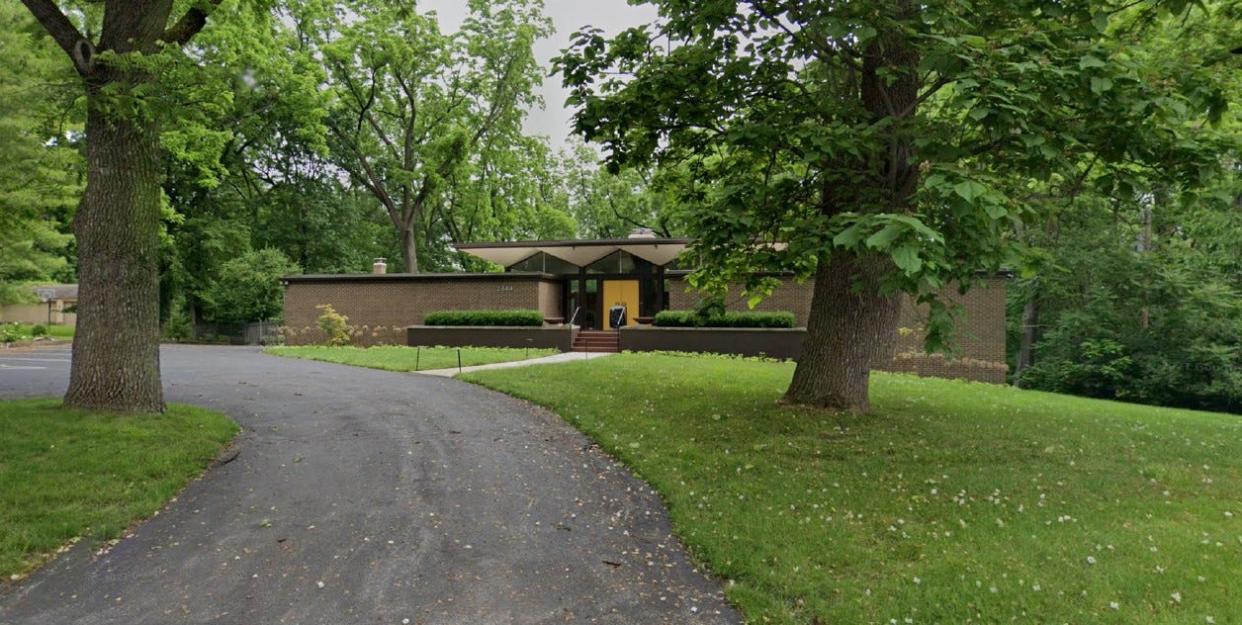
783,5,919,412
783,253,903,412
64,84,165,413
400,222,419,273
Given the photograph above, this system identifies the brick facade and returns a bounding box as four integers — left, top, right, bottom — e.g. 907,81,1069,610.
283,271,1009,383
665,274,1009,383
282,273,561,346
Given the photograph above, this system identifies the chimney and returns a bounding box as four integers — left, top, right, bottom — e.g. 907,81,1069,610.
372,258,388,274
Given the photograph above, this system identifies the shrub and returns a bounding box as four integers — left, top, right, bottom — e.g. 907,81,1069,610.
316,304,352,346
162,297,193,342
30,324,48,337
202,248,301,325
0,323,27,343
423,310,544,327
653,310,796,328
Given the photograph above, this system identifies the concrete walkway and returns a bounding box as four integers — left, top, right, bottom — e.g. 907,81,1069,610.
415,350,614,377
0,346,737,625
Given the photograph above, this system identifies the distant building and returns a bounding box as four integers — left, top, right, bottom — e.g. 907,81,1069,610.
0,284,77,326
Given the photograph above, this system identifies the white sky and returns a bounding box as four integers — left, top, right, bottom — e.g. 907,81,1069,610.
421,0,659,148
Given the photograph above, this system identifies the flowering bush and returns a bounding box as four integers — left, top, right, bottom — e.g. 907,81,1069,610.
315,304,352,346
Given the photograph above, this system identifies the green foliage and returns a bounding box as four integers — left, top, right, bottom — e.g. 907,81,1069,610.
0,5,80,304
559,141,679,238
0,323,27,343
29,324,48,338
466,353,1242,624
201,249,300,325
290,0,563,271
1012,189,1242,413
0,399,237,578
556,0,1235,354
267,345,557,372
161,297,193,342
1006,4,1242,414
315,304,351,347
423,310,545,327
653,310,796,328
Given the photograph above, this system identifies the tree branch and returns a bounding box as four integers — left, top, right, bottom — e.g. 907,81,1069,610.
19,0,94,74
164,0,225,46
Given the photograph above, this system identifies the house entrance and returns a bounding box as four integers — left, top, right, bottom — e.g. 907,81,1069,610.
601,280,640,328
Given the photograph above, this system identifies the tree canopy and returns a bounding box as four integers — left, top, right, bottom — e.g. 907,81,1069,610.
557,0,1237,410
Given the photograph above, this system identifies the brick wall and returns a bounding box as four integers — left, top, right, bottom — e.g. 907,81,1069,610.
666,275,816,325
538,281,563,321
666,273,1009,383
282,274,561,346
284,271,1009,383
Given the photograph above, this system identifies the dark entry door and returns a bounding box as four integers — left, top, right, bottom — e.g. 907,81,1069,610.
567,278,602,329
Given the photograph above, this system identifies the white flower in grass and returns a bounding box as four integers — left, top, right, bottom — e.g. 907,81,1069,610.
1109,601,1120,610
1086,555,1097,565
1171,591,1183,604
913,576,921,585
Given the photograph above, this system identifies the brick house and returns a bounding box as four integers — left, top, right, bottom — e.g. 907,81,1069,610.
282,236,1009,382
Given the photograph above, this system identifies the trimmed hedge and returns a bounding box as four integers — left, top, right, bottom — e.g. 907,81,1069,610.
653,310,796,328
423,309,545,327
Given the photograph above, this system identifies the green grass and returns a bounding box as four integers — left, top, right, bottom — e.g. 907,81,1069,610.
464,353,1242,625
265,345,559,372
1,323,74,341
0,399,238,579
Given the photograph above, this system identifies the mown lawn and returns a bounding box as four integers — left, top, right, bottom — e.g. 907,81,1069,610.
1,323,74,341
464,353,1242,625
0,399,238,579
266,345,559,372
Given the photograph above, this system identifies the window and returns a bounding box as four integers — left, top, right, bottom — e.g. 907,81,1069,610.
586,251,651,274
543,254,579,274
509,253,544,272
586,251,619,274
508,252,580,274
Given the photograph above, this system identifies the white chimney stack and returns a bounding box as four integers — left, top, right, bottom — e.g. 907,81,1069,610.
372,258,388,274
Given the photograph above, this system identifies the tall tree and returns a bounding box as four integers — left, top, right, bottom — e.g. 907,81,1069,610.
1008,3,1242,410
558,0,1231,411
291,0,551,272
16,0,238,412
559,142,676,239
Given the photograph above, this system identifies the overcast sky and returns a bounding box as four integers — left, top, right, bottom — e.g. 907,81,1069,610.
421,0,659,148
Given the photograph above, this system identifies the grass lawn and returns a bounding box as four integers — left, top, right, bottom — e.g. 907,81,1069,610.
0,399,237,580
1,323,74,341
464,353,1242,625
266,345,559,372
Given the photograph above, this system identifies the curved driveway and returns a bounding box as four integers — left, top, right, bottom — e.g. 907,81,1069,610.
0,346,738,625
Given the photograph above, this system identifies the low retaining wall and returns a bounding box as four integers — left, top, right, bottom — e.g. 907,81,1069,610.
618,327,1008,384
619,327,806,360
407,325,574,352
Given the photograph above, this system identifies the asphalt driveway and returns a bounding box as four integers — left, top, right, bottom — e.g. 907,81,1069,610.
0,345,738,625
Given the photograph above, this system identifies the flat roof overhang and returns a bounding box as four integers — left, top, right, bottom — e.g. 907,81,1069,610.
282,272,558,284
456,238,690,268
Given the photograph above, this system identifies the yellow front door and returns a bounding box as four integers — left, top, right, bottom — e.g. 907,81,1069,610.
601,280,640,328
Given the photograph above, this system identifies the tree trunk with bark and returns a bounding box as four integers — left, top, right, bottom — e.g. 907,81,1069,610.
65,88,165,412
400,221,418,273
784,253,904,412
19,0,225,412
782,2,920,412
